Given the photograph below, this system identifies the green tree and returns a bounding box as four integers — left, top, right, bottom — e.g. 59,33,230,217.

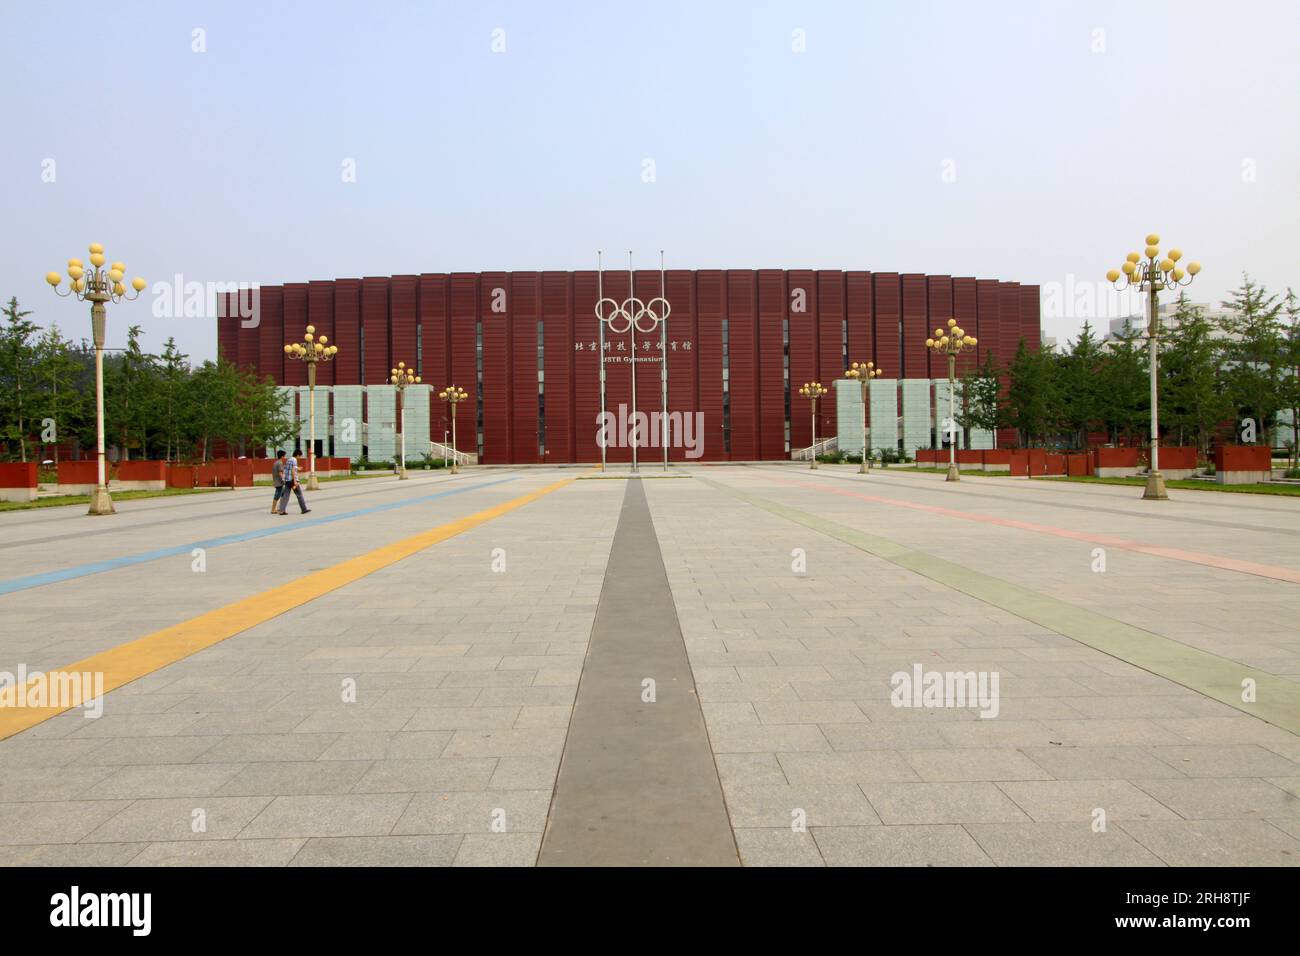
104,324,160,459
31,322,89,464
1059,321,1104,449
189,359,244,462
1005,341,1059,447
1220,274,1285,444
155,338,191,461
958,352,1004,444
1161,296,1233,455
1098,318,1147,445
0,298,40,461
1281,289,1300,465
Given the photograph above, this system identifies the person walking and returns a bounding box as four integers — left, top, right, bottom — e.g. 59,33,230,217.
277,448,311,515
270,450,287,514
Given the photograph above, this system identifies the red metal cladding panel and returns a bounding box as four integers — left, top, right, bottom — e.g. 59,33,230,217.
307,281,334,386
511,273,540,463
239,290,262,375
632,270,666,464
417,274,450,389
361,278,390,387
278,287,306,386
572,271,602,463
725,270,758,460
695,270,725,461
542,272,573,463
217,303,239,366
846,271,873,369
901,274,929,381
479,272,510,464
448,274,478,457
389,275,418,377
1020,285,1041,353
952,277,978,371
331,280,362,385
256,289,282,382
664,270,697,462
787,269,818,451
872,273,902,387
757,270,786,459
926,276,953,380
597,271,632,462
999,282,1023,365
976,278,1009,447
817,271,845,439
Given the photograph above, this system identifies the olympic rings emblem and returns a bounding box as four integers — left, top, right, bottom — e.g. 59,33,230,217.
595,295,671,335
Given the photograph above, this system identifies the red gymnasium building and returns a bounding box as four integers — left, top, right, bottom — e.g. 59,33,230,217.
217,270,1041,464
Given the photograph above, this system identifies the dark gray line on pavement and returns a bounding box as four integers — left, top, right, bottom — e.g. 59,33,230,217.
538,478,739,867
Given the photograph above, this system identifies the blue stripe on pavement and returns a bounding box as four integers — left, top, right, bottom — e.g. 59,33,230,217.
0,476,519,597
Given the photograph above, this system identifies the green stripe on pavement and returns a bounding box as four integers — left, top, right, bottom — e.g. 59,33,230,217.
699,477,1300,737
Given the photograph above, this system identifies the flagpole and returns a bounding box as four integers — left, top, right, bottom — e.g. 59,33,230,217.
660,250,668,472
597,251,606,473
628,250,638,474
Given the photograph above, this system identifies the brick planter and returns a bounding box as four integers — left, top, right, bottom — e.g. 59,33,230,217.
981,449,1011,469
956,449,983,469
0,462,38,503
1215,445,1272,485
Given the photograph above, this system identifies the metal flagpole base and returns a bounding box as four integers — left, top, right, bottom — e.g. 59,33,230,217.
398,468,408,480
88,485,116,515
859,461,868,474
946,463,960,482
451,463,459,475
306,475,320,491
1143,471,1168,500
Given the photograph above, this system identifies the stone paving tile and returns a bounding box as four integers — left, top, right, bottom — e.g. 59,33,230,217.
130,838,306,867
317,731,454,761
813,825,994,866
454,833,542,866
352,758,498,793
732,828,823,866
87,763,248,800
714,753,789,788
901,749,1054,782
1018,746,1188,780
996,779,1181,823
0,800,134,845
391,790,551,835
216,761,373,796
777,751,920,785
1130,778,1300,820
708,725,830,754
288,835,462,867
965,822,1166,866
862,782,1031,824
1119,819,1300,866
722,784,882,828
0,843,148,866
83,796,272,843
238,794,412,839
1148,744,1300,778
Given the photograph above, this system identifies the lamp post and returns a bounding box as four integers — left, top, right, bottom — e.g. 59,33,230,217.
439,385,469,474
389,362,420,479
845,361,883,474
926,318,978,482
1106,234,1201,500
283,325,338,491
45,244,146,516
799,381,829,469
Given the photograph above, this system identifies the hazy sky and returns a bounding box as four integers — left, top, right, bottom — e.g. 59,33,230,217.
3,0,1297,361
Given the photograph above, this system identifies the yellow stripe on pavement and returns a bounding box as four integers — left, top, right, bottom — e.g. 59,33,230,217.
0,476,576,741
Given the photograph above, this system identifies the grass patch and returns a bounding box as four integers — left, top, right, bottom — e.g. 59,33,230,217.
1044,475,1300,496
907,466,1012,477
0,486,231,513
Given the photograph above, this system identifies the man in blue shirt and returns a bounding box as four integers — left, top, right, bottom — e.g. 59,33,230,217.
277,448,311,515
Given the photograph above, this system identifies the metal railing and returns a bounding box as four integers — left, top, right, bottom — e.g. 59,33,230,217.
791,436,838,461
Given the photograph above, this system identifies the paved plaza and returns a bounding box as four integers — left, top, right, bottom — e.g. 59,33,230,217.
0,465,1297,866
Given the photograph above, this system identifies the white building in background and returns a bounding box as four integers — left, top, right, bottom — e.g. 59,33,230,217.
1105,302,1240,343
